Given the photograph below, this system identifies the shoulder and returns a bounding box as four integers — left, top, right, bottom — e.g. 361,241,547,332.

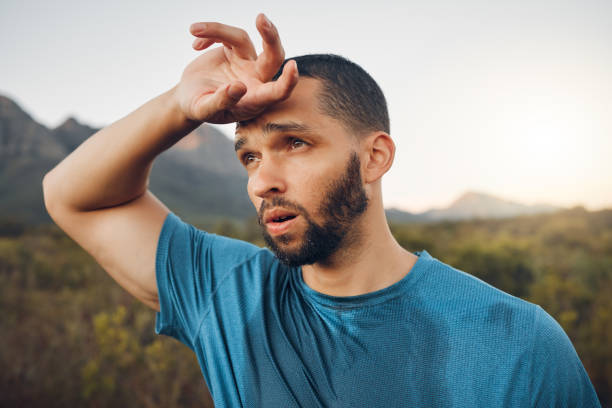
419,252,600,406
529,305,601,406
159,212,264,267
156,212,287,301
419,252,537,317
413,252,541,352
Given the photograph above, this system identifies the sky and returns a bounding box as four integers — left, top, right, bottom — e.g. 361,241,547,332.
1,0,611,212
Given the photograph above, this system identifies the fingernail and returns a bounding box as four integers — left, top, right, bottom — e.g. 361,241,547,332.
191,23,206,34
262,14,271,28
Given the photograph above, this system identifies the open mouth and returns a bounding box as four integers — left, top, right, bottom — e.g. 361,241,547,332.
263,209,300,235
271,214,297,223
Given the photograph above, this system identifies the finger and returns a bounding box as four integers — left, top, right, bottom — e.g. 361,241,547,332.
252,59,298,106
254,13,285,81
190,22,257,60
193,81,247,120
192,38,215,51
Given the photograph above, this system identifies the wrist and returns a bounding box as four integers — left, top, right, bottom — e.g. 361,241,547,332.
165,85,201,132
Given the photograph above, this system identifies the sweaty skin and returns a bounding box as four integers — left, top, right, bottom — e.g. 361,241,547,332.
41,15,602,408
42,12,415,309
42,14,297,311
236,78,417,296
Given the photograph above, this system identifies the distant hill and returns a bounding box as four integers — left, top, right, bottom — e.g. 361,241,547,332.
386,191,563,223
50,117,99,153
0,94,253,225
1,94,567,226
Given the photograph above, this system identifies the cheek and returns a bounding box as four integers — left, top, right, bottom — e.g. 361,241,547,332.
246,179,261,210
292,157,346,206
295,173,330,215
305,176,323,198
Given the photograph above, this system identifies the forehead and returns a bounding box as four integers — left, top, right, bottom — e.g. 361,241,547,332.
235,78,348,142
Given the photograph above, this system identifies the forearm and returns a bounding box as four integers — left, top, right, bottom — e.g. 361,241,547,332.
43,86,198,213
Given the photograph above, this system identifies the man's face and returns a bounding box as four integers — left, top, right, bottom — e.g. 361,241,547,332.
234,78,368,266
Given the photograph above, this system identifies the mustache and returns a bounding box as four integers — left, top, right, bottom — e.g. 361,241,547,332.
257,197,308,225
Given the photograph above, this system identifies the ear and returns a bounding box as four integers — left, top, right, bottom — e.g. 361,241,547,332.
361,131,395,184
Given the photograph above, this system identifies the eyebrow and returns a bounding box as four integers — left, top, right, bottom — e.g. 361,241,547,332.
234,121,313,152
234,137,248,152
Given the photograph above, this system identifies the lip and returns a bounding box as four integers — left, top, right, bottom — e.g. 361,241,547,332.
263,208,298,224
265,215,299,236
263,208,300,236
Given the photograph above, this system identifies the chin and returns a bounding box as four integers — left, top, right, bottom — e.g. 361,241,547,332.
263,232,307,264
270,232,304,249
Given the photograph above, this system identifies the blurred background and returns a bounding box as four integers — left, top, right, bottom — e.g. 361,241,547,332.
1,0,610,406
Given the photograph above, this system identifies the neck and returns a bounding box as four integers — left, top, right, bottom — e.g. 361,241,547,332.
301,198,418,297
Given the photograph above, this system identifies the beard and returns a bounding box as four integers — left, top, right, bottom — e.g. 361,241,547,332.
257,152,369,267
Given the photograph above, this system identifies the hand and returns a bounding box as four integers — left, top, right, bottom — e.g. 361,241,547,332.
175,13,299,124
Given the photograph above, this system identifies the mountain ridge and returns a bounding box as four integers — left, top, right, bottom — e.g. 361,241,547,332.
1,94,566,225
0,94,252,225
386,191,563,223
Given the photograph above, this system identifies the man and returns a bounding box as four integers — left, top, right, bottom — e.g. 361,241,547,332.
43,13,600,407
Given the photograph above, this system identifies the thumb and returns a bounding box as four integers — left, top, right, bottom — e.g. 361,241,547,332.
193,81,247,121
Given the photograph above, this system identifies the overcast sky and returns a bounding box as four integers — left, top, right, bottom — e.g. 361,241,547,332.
1,0,610,212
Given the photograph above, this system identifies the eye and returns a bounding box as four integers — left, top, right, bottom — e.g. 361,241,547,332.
241,152,260,166
289,138,307,149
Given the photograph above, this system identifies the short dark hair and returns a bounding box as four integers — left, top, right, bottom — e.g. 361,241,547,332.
273,54,390,135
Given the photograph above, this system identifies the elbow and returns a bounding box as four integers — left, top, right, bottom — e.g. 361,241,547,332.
42,172,53,212
42,170,61,220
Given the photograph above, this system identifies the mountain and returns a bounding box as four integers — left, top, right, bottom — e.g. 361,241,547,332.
0,96,65,161
428,191,561,220
51,117,98,152
386,191,563,223
1,94,566,227
149,126,253,225
0,94,253,225
0,95,66,224
385,208,424,224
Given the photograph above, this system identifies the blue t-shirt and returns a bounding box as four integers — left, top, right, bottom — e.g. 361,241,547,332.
155,212,601,407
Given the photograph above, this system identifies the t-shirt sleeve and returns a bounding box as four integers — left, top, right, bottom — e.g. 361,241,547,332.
529,305,601,407
154,212,261,349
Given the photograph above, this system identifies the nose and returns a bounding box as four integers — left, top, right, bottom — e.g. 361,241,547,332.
249,156,288,199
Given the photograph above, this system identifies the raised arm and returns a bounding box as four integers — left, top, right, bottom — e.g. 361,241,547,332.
42,14,298,311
